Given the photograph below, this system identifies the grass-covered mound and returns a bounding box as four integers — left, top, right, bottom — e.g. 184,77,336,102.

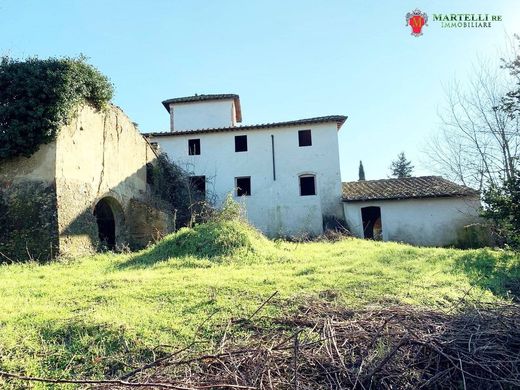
124,198,275,267
134,218,274,263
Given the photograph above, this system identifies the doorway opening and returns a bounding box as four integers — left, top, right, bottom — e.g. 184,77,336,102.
94,198,117,249
361,206,382,240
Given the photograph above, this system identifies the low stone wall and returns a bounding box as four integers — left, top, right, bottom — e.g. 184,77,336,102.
127,199,172,249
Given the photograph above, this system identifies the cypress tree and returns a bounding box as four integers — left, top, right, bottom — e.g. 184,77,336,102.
359,160,366,181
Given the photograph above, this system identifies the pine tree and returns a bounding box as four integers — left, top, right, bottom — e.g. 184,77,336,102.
390,152,414,178
358,160,366,181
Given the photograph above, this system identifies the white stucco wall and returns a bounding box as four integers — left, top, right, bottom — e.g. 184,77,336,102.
150,122,344,237
170,100,237,131
343,196,482,247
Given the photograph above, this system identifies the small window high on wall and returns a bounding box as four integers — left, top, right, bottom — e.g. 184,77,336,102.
299,175,316,196
298,130,312,147
235,135,248,152
188,139,200,155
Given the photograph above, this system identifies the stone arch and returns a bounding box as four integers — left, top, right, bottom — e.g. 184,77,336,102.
93,196,125,250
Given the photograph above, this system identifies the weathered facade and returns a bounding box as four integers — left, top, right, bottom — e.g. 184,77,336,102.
146,94,347,237
0,104,170,262
342,176,482,247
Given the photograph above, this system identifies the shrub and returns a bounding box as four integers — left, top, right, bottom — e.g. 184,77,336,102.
0,56,113,159
482,171,520,249
147,154,208,228
128,197,274,265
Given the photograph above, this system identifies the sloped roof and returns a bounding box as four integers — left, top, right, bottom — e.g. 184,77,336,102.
143,115,347,137
342,176,478,202
161,94,242,122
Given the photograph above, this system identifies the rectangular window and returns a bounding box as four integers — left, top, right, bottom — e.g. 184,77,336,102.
299,175,316,196
189,176,206,198
188,139,201,155
235,135,248,152
235,176,251,196
298,130,312,147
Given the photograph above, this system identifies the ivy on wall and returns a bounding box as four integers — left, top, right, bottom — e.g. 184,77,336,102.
0,56,113,159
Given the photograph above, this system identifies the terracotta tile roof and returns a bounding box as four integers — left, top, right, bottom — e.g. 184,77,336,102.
143,115,348,137
342,176,479,202
161,94,242,122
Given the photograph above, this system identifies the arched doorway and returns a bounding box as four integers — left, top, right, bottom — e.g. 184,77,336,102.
94,198,117,249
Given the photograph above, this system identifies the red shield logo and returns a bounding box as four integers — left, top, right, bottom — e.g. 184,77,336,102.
406,9,428,37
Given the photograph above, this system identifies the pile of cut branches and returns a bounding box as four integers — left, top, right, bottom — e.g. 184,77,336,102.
112,299,520,389
2,298,519,389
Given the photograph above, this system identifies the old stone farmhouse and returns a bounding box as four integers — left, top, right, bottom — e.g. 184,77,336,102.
145,94,346,237
145,94,482,243
0,93,484,262
0,104,170,262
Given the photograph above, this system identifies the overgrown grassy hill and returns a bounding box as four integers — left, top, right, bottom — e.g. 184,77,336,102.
0,218,519,388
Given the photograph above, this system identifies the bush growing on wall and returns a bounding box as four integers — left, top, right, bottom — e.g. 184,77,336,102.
147,154,208,229
0,56,113,159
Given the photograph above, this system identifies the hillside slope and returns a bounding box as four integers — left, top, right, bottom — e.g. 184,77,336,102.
0,219,518,387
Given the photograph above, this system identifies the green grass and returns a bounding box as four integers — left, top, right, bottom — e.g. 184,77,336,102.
0,219,519,388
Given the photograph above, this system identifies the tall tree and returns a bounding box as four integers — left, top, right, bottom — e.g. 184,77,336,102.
390,152,414,178
358,160,366,181
425,50,519,191
481,37,520,247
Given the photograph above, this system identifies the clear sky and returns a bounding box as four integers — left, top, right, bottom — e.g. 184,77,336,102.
1,0,519,181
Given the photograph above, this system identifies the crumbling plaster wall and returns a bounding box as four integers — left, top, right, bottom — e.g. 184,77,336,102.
55,104,161,256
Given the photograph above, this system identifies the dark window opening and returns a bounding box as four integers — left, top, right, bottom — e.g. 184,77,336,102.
235,135,248,152
236,177,251,196
361,206,382,240
94,199,116,250
189,176,206,198
298,130,312,147
188,139,200,155
299,175,316,196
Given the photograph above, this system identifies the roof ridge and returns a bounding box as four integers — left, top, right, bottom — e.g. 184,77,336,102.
342,176,478,202
343,175,441,184
144,115,348,137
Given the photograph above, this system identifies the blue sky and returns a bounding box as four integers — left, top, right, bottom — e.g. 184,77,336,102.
1,0,519,181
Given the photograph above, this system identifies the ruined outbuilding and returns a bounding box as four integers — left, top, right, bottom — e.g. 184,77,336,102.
0,104,171,262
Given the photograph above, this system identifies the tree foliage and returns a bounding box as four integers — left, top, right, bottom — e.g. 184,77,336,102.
482,171,520,248
390,152,414,178
358,160,366,181
0,56,113,159
481,38,520,248
501,35,520,117
426,44,519,191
